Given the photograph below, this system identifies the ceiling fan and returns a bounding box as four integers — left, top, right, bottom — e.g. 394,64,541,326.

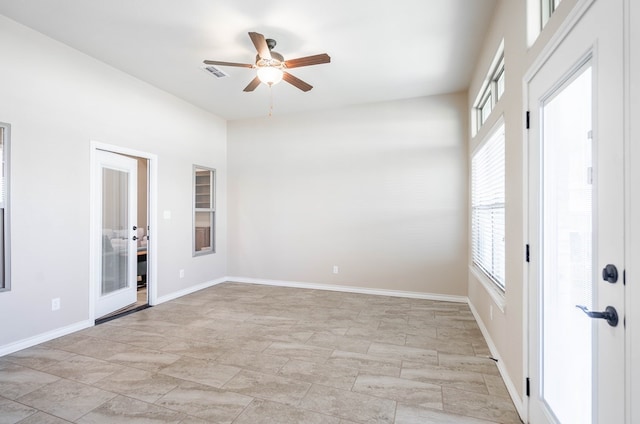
203,32,330,92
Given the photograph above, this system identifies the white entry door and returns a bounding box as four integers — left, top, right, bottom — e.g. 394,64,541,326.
94,150,138,318
527,0,625,423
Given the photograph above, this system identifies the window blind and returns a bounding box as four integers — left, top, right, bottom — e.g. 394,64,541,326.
472,124,505,289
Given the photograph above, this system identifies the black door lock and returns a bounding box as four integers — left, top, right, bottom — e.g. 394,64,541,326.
602,264,618,283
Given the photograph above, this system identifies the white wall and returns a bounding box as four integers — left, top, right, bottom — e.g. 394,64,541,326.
466,0,586,414
466,0,527,407
228,94,469,297
0,16,227,349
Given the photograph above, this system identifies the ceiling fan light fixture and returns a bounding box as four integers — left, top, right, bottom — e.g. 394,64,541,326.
203,32,329,93
256,66,283,86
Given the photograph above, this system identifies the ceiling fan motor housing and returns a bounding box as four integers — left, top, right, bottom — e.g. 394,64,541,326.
265,38,277,50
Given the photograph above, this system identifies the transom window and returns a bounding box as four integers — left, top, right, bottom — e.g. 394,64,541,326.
542,0,563,28
473,43,505,133
527,0,564,46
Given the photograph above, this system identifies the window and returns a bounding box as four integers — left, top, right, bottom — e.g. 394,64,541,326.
528,0,563,45
495,57,505,99
473,43,505,133
541,0,562,28
0,123,10,291
193,165,215,256
478,88,493,126
471,121,505,290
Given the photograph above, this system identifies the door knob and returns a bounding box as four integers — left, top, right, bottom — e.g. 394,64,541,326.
576,305,618,327
602,264,618,283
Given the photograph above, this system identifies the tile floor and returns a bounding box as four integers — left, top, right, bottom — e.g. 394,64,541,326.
0,282,521,423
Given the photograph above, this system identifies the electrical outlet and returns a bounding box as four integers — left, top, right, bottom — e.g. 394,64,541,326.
51,298,60,311
179,269,184,278
332,265,339,274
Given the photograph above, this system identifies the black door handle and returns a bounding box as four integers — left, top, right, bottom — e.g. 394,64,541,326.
576,305,618,327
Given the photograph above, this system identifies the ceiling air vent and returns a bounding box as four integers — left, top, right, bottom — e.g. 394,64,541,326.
203,65,229,78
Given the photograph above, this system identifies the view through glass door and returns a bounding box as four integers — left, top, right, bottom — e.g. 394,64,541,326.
527,0,625,422
94,150,138,318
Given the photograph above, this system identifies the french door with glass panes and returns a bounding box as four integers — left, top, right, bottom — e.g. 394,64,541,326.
94,150,138,318
527,0,625,423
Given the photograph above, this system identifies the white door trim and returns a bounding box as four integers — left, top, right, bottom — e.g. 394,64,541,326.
623,0,637,422
89,141,158,321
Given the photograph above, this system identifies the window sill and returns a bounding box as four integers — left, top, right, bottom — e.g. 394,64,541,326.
469,265,506,313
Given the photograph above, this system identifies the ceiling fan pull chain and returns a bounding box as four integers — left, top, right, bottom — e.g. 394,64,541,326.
269,85,274,117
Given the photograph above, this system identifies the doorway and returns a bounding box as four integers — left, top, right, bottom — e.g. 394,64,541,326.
90,142,157,322
526,0,625,422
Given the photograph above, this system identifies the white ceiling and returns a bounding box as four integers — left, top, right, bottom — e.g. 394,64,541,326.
0,0,496,121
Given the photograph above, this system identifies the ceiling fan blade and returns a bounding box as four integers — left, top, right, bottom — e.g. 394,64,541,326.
284,53,331,69
248,32,272,60
243,76,261,92
203,60,253,68
283,72,313,92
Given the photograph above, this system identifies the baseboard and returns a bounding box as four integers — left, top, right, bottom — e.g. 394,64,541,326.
154,277,227,305
0,319,93,357
225,276,468,303
467,300,526,422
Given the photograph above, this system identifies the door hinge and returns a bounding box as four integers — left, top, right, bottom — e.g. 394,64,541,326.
526,111,530,129
624,269,626,286
526,244,530,263
526,377,530,397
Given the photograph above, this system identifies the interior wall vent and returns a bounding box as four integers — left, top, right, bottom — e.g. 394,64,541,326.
203,65,229,78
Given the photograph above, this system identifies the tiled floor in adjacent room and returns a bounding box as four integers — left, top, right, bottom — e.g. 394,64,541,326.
0,282,521,423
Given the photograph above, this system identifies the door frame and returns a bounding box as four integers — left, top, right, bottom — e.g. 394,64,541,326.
89,141,158,320
524,0,630,422
624,0,638,422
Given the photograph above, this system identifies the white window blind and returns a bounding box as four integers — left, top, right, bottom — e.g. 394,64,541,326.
472,123,505,289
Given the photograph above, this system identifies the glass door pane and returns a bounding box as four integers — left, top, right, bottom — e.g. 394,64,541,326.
101,168,130,295
541,65,593,423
